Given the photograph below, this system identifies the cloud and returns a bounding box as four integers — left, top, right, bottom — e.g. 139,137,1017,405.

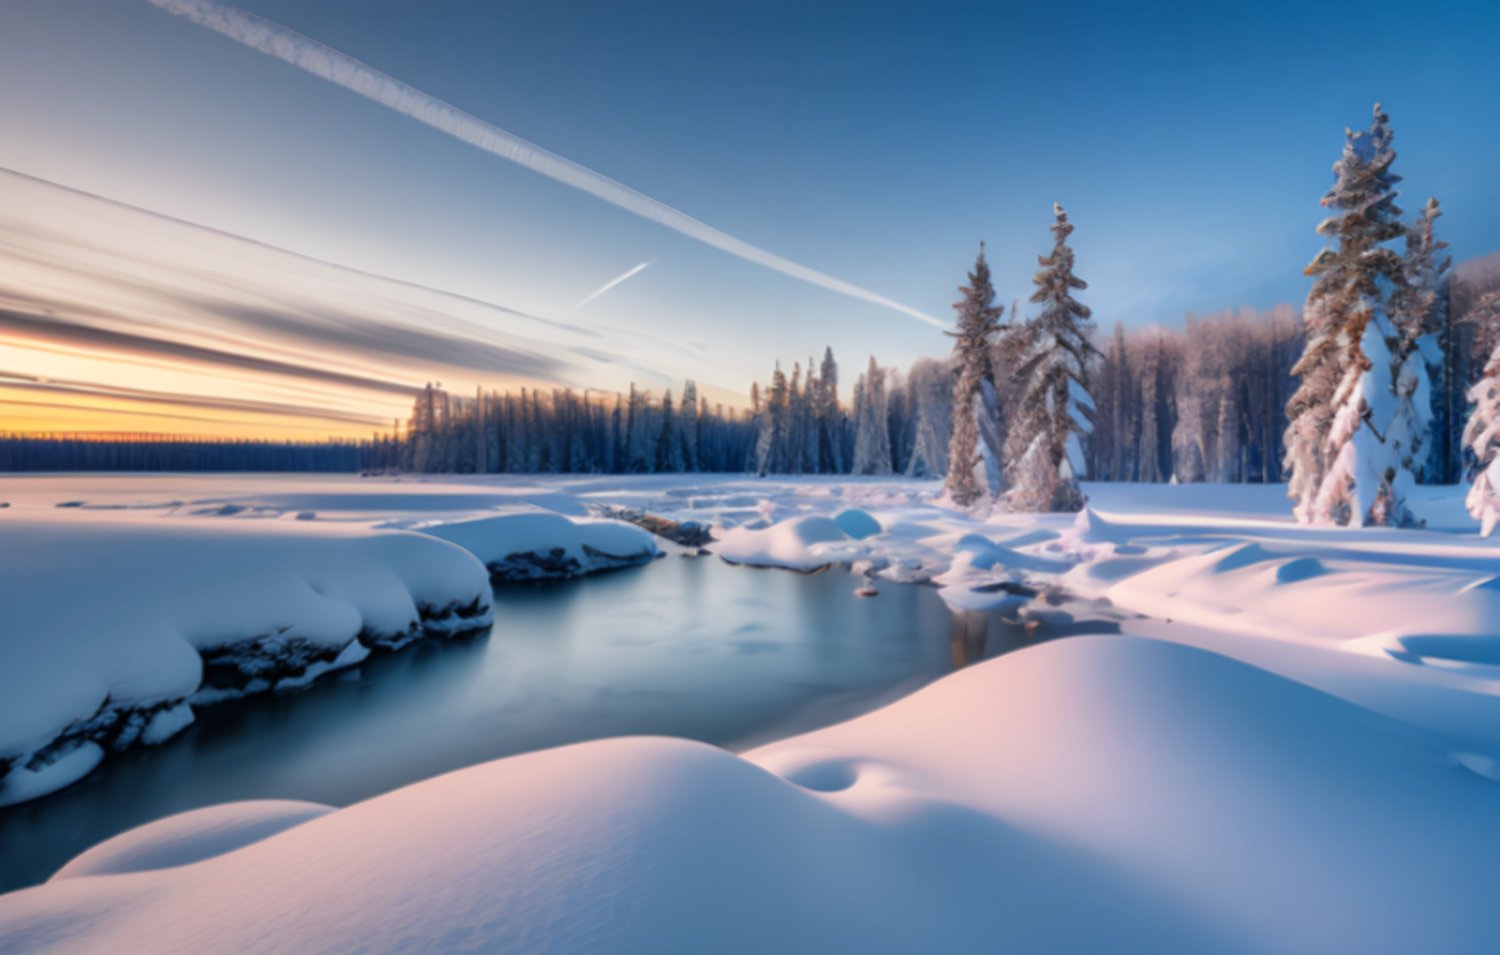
147,0,945,330
0,306,418,398
0,397,255,428
573,261,651,312
0,166,599,340
189,298,567,383
0,370,390,427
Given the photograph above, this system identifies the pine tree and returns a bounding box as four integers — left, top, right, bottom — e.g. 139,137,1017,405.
852,356,893,475
1393,197,1452,482
1465,340,1500,535
802,358,821,472
788,363,806,475
754,363,788,476
679,380,699,471
905,357,953,478
625,384,651,473
1004,204,1098,512
944,243,1005,506
818,347,843,473
654,389,684,472
1297,104,1419,527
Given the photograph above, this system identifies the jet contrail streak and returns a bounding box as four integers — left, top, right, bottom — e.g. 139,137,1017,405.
146,0,945,330
572,261,650,311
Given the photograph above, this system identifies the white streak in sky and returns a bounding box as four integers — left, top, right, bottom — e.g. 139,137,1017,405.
146,0,945,330
572,261,650,312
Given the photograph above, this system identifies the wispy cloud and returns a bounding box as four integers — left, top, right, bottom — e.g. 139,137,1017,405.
0,370,390,427
146,0,945,330
572,261,650,312
0,305,420,398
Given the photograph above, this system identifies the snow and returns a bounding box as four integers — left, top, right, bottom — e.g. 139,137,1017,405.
9,472,1500,950
0,476,662,805
51,801,334,880
0,517,492,805
716,514,858,571
419,511,658,581
832,507,882,540
5,635,1499,953
0,744,103,810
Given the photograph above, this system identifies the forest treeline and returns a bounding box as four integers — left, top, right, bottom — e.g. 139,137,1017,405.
378,251,1495,487
0,433,367,472
8,105,1500,494
5,251,1496,481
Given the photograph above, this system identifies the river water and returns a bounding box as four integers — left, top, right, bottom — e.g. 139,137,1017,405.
0,555,1077,893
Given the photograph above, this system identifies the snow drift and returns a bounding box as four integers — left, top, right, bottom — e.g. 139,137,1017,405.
3,637,1496,954
0,518,492,806
420,511,658,581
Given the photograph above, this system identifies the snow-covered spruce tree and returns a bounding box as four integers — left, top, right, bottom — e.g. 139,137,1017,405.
944,243,1005,506
754,364,788,476
1004,203,1098,512
1296,104,1420,527
905,357,953,478
817,347,844,473
1464,340,1500,535
802,358,821,473
852,356,893,475
1392,197,1452,483
625,384,652,473
679,380,699,471
1284,296,1340,520
655,388,684,472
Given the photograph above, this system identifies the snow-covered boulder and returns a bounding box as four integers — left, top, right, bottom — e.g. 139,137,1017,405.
714,515,857,571
0,519,492,806
5,637,1498,953
420,512,659,582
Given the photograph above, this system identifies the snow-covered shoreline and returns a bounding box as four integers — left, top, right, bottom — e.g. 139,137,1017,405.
7,473,1500,951
3,634,1498,953
0,477,662,806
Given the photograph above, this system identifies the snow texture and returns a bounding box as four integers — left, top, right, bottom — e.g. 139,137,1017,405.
8,473,1500,953
5,635,1499,953
0,476,660,805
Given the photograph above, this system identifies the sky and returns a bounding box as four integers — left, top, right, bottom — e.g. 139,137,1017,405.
1,0,1498,438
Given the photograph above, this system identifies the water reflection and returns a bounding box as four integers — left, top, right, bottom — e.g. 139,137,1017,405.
0,557,1112,893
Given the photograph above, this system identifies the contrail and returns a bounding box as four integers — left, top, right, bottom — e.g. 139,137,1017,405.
572,261,650,312
145,0,945,330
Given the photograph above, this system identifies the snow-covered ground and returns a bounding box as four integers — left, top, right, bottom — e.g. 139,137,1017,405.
0,476,659,805
4,473,1500,951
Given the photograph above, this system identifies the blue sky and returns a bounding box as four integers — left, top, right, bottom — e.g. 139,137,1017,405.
1,0,1497,435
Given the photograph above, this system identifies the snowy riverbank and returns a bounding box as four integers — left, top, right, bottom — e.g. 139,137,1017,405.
0,476,659,805
5,473,1500,951
3,634,1497,953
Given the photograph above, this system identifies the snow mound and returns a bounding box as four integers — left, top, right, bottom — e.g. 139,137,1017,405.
0,519,492,806
6,637,1497,953
1208,541,1275,573
832,508,882,540
1361,632,1500,668
1274,556,1329,584
715,515,856,571
52,801,334,879
420,511,659,581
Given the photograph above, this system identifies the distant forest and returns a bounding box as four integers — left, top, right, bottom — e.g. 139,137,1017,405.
5,256,1497,482
0,433,368,473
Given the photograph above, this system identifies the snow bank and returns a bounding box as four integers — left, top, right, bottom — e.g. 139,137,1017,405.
52,801,334,879
6,637,1497,953
715,514,861,571
420,511,658,581
0,518,492,806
